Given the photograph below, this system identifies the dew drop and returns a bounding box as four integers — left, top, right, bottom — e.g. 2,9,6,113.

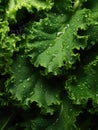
61,13,64,16
45,22,48,26
49,24,52,27
66,45,69,49
70,108,72,111
52,53,56,57
64,26,67,31
30,92,34,95
54,13,57,16
39,50,41,53
57,32,63,36
68,61,72,65
85,14,88,18
80,87,83,90
21,55,24,58
50,43,53,47
91,41,95,45
27,77,30,81
26,98,30,103
96,94,98,97
18,64,21,68
23,85,26,88
46,51,49,54
19,79,22,82
76,99,80,104
66,24,69,28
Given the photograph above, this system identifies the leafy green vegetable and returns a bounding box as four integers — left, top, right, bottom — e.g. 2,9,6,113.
6,0,53,22
0,19,20,74
66,54,98,105
0,0,98,129
7,53,61,114
46,99,81,130
24,9,88,75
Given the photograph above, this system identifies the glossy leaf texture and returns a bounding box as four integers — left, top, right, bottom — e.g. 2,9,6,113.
46,99,81,130
0,19,20,74
24,9,89,75
0,0,98,129
6,0,53,22
20,98,81,130
66,48,98,106
6,54,61,114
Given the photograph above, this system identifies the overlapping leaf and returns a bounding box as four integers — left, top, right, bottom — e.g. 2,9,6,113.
84,0,98,11
0,19,20,74
6,0,53,22
53,0,88,12
46,99,81,130
66,50,98,105
24,9,89,75
21,117,52,130
6,54,61,114
1,0,98,129
20,99,81,130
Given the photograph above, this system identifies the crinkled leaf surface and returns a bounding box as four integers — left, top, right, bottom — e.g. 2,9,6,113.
21,117,52,130
85,0,98,11
86,24,98,49
24,9,88,75
6,54,61,114
66,51,98,105
0,1,7,19
0,76,9,106
0,19,20,74
46,99,81,130
1,0,98,129
6,0,53,22
53,0,87,12
53,0,74,12
20,99,81,130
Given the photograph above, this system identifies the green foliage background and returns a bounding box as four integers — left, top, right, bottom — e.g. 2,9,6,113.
0,0,98,129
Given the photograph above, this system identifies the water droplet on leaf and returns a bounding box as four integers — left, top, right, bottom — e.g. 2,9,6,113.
57,32,63,36
96,94,98,97
23,85,26,88
27,77,30,81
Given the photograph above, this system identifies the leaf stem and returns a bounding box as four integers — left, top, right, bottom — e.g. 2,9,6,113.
1,114,13,130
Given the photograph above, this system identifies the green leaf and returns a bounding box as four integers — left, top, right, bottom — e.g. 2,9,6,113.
86,24,98,49
84,0,98,11
6,0,53,22
21,117,52,130
6,54,61,114
24,9,88,75
79,9,98,49
0,19,20,74
53,0,87,13
0,0,9,17
53,0,74,12
66,51,98,105
46,99,81,130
